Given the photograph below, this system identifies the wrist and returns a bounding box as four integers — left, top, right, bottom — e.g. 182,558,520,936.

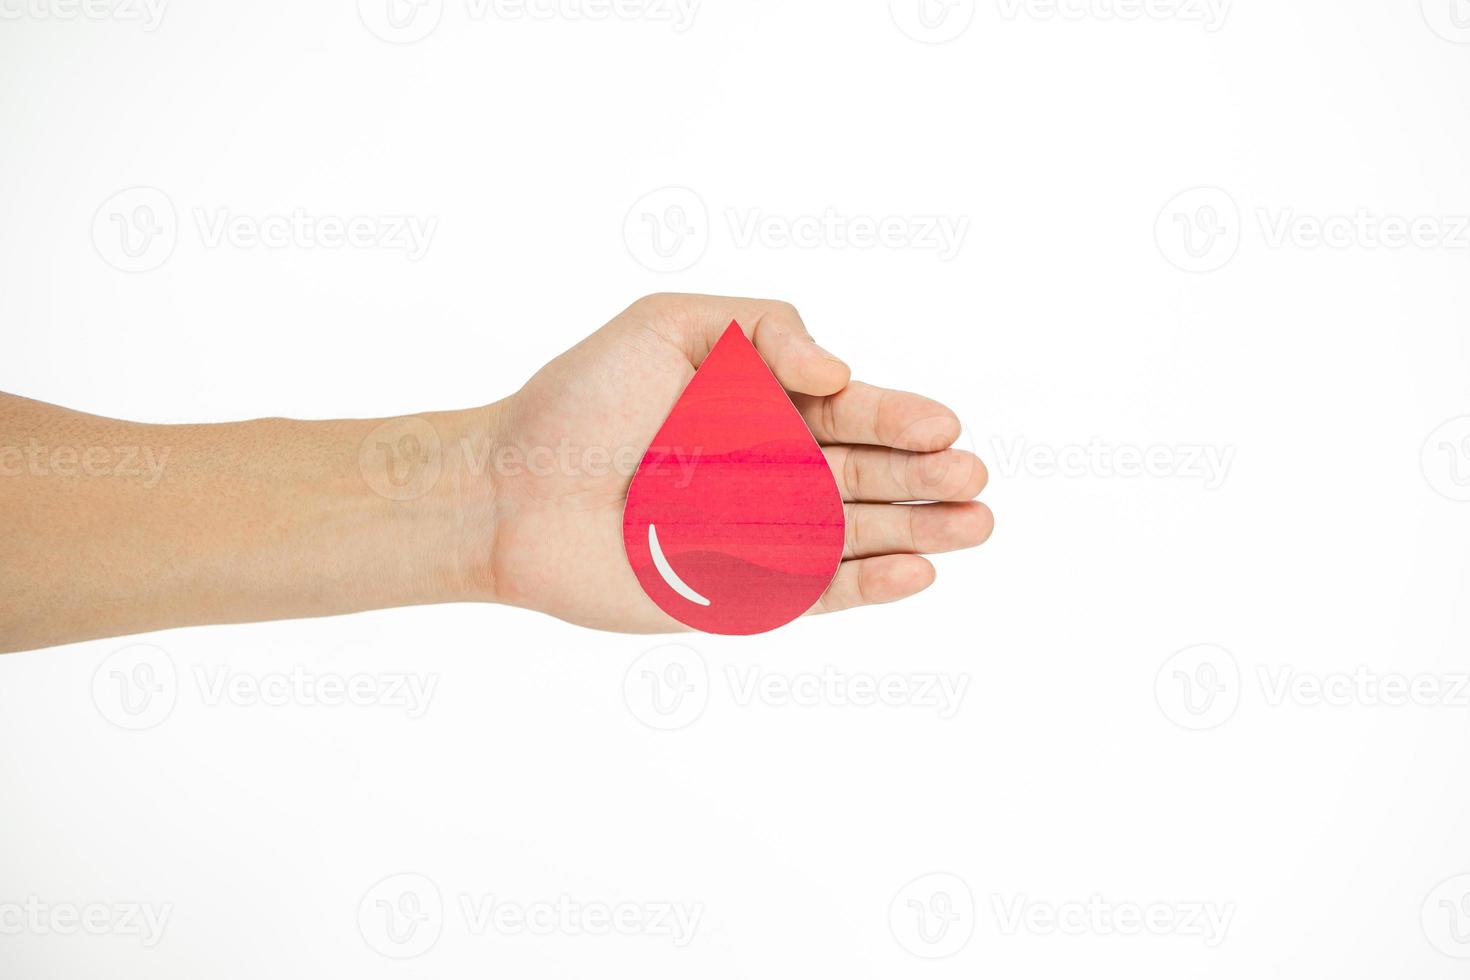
383,401,506,607
347,401,504,609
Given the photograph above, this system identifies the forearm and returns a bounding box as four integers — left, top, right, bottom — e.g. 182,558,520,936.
0,394,500,653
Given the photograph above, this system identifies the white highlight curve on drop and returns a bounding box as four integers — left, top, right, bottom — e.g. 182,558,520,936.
647,523,711,607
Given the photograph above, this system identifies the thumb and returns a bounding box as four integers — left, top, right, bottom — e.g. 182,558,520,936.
639,294,851,396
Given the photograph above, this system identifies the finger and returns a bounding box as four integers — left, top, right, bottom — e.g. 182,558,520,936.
825,445,988,502
638,293,850,396
811,554,936,615
843,501,993,559
792,381,960,451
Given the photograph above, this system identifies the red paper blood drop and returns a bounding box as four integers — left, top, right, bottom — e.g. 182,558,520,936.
623,321,845,635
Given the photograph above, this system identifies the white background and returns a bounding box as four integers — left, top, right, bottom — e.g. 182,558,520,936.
3,0,1470,976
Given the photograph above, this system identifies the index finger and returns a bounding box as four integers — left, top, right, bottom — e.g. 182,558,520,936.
791,382,962,451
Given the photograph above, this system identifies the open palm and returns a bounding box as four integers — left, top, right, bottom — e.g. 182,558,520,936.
483,293,992,632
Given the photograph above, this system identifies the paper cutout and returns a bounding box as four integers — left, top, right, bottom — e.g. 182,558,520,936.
623,321,845,635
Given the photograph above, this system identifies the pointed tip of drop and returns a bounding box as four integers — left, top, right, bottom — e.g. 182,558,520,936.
708,319,754,359
703,316,781,383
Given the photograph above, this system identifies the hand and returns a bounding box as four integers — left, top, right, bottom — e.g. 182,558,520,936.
478,293,993,632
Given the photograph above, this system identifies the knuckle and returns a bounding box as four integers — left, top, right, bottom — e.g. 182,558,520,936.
842,449,862,499
844,504,860,552
873,389,903,444
853,563,873,606
632,292,673,315
759,299,802,326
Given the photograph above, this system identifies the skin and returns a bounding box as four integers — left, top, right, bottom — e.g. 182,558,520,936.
0,294,992,653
